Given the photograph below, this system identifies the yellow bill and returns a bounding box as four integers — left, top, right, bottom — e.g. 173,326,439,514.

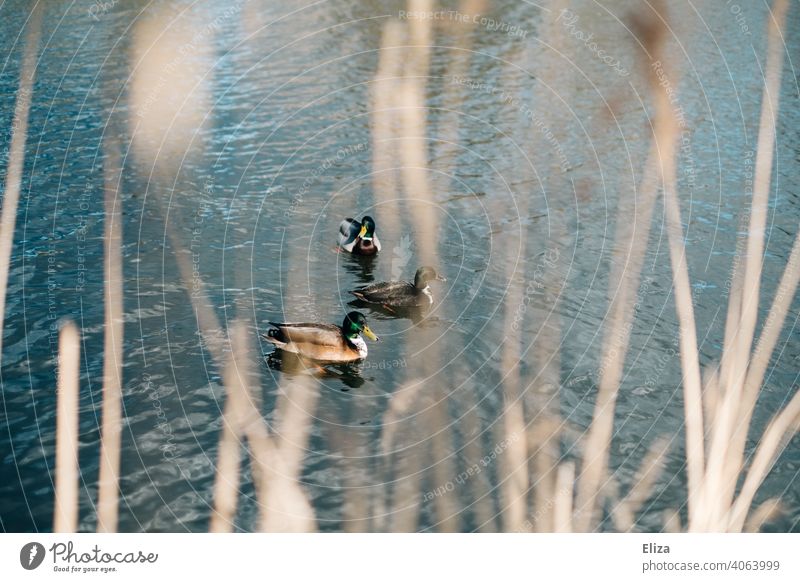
362,326,379,341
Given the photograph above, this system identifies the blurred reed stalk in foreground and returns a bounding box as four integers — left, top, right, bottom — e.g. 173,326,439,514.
211,320,319,532
623,0,800,533
96,139,124,532
695,0,800,532
574,0,800,532
370,0,466,533
53,322,80,533
571,4,668,530
0,4,41,362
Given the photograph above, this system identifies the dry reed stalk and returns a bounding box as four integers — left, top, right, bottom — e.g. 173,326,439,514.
233,239,318,530
209,323,250,532
387,446,425,532
724,179,800,520
366,41,418,527
498,222,529,532
0,5,41,361
393,4,461,531
719,230,800,528
336,434,371,532
96,140,125,532
157,187,252,533
644,27,706,528
726,389,800,531
495,122,540,533
412,270,459,527
235,379,271,514
701,365,720,443
126,3,226,366
518,0,576,534
718,227,746,398
571,5,671,521
126,19,233,537
526,366,564,533
250,377,318,533
211,320,319,533
321,368,374,532
573,1,701,532
398,87,440,266
528,421,561,532
434,0,487,183
209,423,243,532
371,21,404,242
381,380,426,458
499,393,529,531
399,0,439,268
126,0,227,390
743,498,782,533
611,437,670,532
731,0,790,393
210,310,318,532
406,0,433,81
128,77,251,534
700,0,791,531
251,248,318,532
379,380,426,532
573,136,662,531
412,399,462,531
742,231,800,417
167,226,227,366
128,6,211,172
269,377,318,473
525,274,566,534
459,385,497,531
249,439,317,532
552,462,575,533
125,5,320,534
54,322,80,533
377,0,517,533
662,508,681,533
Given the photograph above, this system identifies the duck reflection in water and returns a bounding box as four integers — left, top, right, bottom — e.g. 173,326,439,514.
265,351,368,390
347,298,432,325
339,251,378,284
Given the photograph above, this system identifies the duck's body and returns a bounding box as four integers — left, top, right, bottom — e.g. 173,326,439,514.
350,267,446,308
262,312,378,362
339,216,381,255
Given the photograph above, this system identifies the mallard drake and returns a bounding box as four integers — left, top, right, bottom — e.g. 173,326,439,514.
350,266,446,308
262,311,379,362
338,216,381,255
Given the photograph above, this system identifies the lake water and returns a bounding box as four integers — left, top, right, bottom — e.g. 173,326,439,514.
1,0,798,532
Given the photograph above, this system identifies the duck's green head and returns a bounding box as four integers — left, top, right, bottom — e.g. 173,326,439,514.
358,216,376,240
343,311,379,341
414,266,447,289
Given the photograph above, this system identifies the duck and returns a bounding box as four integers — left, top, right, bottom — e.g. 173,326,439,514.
338,216,381,255
350,266,447,308
262,311,379,362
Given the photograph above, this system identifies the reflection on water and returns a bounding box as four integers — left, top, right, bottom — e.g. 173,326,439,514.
339,252,379,284
0,0,798,532
264,351,369,391
348,300,432,325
